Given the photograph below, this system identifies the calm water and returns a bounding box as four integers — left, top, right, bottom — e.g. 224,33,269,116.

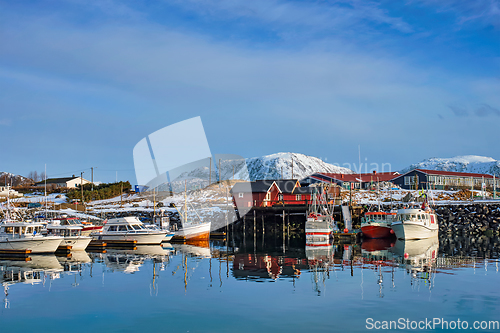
1,235,500,333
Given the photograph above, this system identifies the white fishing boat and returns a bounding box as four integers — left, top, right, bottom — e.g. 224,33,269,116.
0,222,63,253
46,224,92,251
305,186,335,247
391,205,438,240
92,216,167,245
171,181,211,242
150,216,175,241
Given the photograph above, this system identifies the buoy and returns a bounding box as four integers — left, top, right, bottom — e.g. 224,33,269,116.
390,229,394,234
344,228,348,233
404,253,409,259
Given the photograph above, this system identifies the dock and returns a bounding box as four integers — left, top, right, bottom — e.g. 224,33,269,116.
0,249,32,258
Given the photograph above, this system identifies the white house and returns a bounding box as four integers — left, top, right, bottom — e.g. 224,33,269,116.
35,176,92,189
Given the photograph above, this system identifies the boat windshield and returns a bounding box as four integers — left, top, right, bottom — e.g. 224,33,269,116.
130,224,143,230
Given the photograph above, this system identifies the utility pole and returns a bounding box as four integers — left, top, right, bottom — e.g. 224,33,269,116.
218,159,221,187
80,171,84,209
494,174,497,199
91,167,94,191
209,157,212,185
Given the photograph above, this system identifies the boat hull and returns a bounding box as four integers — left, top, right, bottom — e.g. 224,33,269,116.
172,223,211,241
391,222,438,240
0,236,63,253
361,225,393,239
93,232,167,245
59,236,92,251
81,226,103,237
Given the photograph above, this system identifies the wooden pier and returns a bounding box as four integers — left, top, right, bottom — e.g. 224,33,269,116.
0,249,32,258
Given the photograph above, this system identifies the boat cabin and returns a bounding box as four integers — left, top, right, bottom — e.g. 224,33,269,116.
395,209,436,225
363,212,396,223
46,225,83,237
103,217,149,233
0,223,45,238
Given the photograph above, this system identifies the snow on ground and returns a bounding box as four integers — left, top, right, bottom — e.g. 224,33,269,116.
13,193,67,204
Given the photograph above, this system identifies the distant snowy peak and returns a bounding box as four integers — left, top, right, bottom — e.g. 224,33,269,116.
246,152,353,181
0,172,30,186
170,152,353,186
402,155,500,175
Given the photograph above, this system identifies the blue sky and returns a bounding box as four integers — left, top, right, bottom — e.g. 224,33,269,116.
1,0,499,183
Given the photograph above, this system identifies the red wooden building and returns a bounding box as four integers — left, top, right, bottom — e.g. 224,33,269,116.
231,179,316,208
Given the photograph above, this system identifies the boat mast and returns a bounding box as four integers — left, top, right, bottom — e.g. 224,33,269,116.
44,164,47,219
184,180,187,223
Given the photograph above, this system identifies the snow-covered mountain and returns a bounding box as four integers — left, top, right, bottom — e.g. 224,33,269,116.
245,152,353,180
0,172,31,186
401,155,500,175
156,152,353,192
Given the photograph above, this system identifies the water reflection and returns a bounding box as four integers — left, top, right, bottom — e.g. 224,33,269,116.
0,233,498,310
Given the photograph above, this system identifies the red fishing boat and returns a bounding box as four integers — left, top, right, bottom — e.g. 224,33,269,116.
361,212,396,239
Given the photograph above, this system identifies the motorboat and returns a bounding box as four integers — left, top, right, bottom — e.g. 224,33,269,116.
92,216,167,245
391,206,438,240
46,224,92,251
0,222,63,253
361,211,396,239
51,216,102,236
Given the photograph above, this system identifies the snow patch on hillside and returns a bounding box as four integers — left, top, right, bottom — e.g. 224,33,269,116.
401,155,500,175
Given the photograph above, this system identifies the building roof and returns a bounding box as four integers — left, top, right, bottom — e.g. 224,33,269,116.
273,179,300,193
413,169,494,179
231,179,305,194
231,180,275,193
313,172,400,183
35,177,78,185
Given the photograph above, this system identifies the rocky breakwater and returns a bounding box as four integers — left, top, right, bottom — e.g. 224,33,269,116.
436,203,500,235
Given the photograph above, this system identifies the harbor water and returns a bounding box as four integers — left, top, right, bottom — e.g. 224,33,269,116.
1,234,500,332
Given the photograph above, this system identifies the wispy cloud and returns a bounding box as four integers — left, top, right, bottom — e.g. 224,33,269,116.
170,0,414,34
449,103,500,117
415,0,500,27
0,119,11,126
475,103,500,116
449,105,469,116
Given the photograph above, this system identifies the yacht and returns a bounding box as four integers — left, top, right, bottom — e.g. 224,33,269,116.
46,224,92,251
391,207,438,240
92,216,167,245
0,222,63,253
361,212,396,239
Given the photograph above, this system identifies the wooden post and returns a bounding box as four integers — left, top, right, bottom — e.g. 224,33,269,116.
253,209,256,242
282,209,285,253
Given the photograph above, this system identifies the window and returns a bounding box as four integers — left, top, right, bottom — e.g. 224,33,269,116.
118,226,127,231
238,193,244,198
278,194,283,201
296,194,302,201
108,226,117,232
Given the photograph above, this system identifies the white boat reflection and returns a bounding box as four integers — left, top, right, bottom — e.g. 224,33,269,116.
172,241,211,258
102,246,172,273
390,238,439,285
